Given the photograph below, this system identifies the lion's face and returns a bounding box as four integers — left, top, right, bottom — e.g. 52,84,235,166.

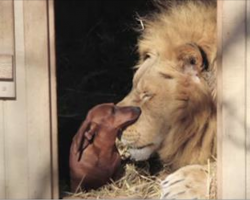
118,43,216,162
118,56,176,159
117,1,216,164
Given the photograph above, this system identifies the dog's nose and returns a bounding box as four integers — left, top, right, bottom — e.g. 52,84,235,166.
133,107,141,115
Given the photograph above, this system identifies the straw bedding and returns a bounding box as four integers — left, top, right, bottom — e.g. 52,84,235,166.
64,142,216,199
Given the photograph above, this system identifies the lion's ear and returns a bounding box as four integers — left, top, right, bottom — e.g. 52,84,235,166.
175,43,208,75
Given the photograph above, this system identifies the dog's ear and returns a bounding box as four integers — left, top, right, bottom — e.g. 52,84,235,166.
72,118,91,154
175,43,208,75
82,122,98,148
72,120,99,161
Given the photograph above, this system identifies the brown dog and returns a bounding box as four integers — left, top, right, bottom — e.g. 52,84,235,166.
69,103,141,192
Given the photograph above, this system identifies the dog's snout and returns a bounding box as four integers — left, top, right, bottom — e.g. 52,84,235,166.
133,107,141,115
120,106,141,116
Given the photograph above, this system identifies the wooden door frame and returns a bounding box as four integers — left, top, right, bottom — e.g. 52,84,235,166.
47,0,59,198
217,0,250,198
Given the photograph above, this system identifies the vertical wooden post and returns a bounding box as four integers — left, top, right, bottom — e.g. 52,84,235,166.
0,0,58,198
218,0,249,198
217,0,223,198
0,2,13,193
0,103,5,198
4,0,29,198
48,0,59,198
247,1,250,199
0,4,15,194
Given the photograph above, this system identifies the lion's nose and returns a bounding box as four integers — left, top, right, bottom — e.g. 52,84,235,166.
117,95,134,107
116,99,127,107
116,101,123,107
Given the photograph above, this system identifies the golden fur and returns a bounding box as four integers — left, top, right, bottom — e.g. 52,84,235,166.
118,0,217,170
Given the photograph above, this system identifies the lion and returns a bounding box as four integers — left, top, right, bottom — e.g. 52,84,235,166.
117,0,217,199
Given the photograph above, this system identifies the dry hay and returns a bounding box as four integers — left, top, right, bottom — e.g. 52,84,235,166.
64,141,217,199
208,157,217,199
64,162,168,199
64,140,167,199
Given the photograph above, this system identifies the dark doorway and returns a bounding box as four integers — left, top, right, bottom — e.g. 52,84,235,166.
54,0,153,196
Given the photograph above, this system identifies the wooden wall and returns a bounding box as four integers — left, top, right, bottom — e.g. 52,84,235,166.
217,0,250,199
0,0,58,198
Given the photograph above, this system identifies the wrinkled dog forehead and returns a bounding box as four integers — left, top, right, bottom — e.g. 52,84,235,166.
87,103,115,121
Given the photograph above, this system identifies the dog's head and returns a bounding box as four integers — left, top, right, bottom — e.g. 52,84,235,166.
72,103,141,152
87,103,141,131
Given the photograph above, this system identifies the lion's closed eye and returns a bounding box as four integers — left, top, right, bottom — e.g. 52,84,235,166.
136,90,154,103
159,72,174,80
141,92,153,100
143,53,151,61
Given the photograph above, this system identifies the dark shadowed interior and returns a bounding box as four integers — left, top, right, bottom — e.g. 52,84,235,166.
54,0,153,194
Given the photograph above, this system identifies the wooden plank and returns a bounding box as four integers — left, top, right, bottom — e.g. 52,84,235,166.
47,0,59,198
1,0,55,198
216,0,223,198
23,0,52,198
4,0,29,198
0,1,12,193
0,55,13,80
0,0,16,100
247,1,250,198
0,0,14,55
0,102,5,198
219,0,247,198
